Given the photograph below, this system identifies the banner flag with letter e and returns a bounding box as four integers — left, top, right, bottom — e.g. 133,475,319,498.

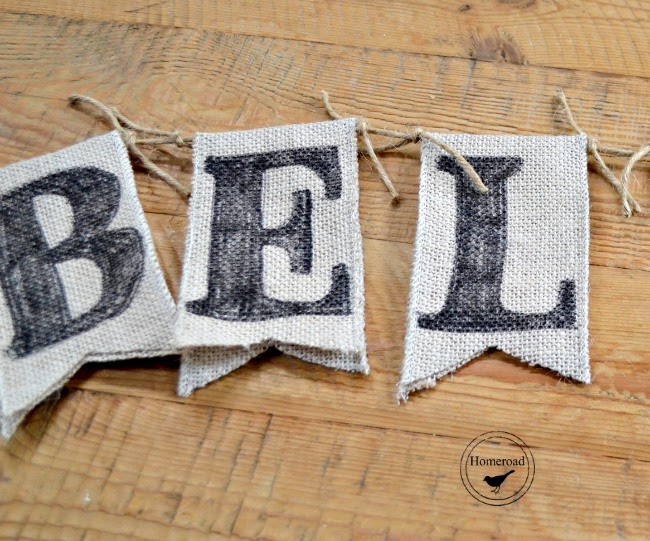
176,119,368,396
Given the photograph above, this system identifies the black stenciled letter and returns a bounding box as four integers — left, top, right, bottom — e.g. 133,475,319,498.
187,147,351,321
0,167,144,357
418,156,576,332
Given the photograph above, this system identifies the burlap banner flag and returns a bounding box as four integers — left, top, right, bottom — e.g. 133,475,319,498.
399,135,590,400
176,119,368,396
0,132,177,438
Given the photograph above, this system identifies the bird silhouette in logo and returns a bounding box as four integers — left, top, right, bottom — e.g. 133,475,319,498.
483,470,515,494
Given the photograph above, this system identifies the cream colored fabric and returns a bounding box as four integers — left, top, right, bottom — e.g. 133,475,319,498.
400,135,589,400
177,119,368,396
0,132,177,438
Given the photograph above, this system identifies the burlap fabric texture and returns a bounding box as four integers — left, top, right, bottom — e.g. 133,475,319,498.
176,119,368,396
0,132,177,438
400,134,589,400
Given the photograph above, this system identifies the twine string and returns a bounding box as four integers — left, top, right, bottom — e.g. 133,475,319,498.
68,92,647,213
357,120,401,200
621,144,650,196
321,91,488,200
556,90,647,217
68,94,191,198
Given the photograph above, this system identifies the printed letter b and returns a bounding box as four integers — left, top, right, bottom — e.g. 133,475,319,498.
0,167,144,357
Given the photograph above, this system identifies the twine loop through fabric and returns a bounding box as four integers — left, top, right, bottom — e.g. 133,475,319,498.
68,94,192,198
321,91,488,200
67,92,648,214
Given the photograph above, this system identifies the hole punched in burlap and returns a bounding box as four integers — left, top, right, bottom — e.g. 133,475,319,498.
175,119,368,396
0,132,177,439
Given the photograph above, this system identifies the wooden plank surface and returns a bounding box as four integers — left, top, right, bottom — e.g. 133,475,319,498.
1,0,649,78
0,2,649,540
2,391,648,540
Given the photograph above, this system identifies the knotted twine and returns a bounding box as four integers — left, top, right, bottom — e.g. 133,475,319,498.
556,91,649,217
325,91,649,214
68,95,192,198
69,91,648,214
320,91,487,200
68,92,486,201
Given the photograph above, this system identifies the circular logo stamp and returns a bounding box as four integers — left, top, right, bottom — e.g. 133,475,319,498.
460,431,534,506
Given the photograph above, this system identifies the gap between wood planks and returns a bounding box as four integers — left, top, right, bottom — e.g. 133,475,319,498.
2,95,649,274
46,384,649,462
0,1,649,79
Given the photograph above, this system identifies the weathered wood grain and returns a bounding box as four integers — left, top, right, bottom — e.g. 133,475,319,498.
63,234,650,463
0,7,649,540
0,14,648,271
2,391,648,540
1,0,649,78
1,392,270,540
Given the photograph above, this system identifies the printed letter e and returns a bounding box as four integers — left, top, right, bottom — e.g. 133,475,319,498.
187,147,351,322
